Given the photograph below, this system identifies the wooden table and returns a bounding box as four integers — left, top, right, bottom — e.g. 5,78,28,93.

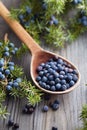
0,1,87,130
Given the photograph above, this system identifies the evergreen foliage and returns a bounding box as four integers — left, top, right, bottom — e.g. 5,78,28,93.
0,35,42,119
10,0,87,47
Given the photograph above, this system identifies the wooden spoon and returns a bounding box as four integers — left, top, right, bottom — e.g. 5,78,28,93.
0,2,80,94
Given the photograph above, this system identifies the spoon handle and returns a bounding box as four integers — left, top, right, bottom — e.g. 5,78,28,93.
0,2,42,55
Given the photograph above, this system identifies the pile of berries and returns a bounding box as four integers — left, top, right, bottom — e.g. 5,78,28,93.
22,104,36,114
49,15,58,26
73,0,82,4
18,5,58,28
6,77,22,91
78,11,87,26
0,42,18,57
36,57,78,92
0,41,22,92
0,59,15,81
0,59,22,91
7,119,19,130
42,99,60,112
18,6,34,27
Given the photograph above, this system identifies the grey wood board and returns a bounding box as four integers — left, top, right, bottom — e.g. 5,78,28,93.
0,0,87,130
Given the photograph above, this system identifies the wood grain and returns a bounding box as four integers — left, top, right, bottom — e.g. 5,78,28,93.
0,0,87,130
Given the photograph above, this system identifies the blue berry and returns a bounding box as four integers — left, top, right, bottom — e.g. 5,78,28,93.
53,72,59,78
52,127,58,130
67,75,73,81
54,100,60,104
53,19,58,25
14,47,18,52
43,105,49,112
5,69,10,75
37,66,43,72
50,81,55,85
56,83,61,90
50,86,56,91
25,21,30,27
13,123,19,129
42,3,47,10
44,70,48,75
13,82,19,88
82,16,87,21
18,14,24,21
0,42,3,46
4,51,10,57
73,0,82,4
59,75,64,79
61,79,66,85
8,62,14,66
69,80,75,87
9,66,14,71
22,107,28,114
57,58,63,64
26,6,31,14
60,71,65,75
42,76,48,82
16,78,22,83
82,20,87,26
39,81,43,86
2,74,5,79
64,67,69,73
0,59,4,67
6,85,12,90
49,20,54,25
39,71,44,76
45,64,51,69
52,103,59,110
66,83,70,89
61,85,67,91
27,107,35,114
78,0,82,2
11,50,15,55
46,85,50,90
25,104,36,109
55,78,60,83
51,15,56,21
0,72,3,79
40,63,45,67
4,46,9,51
48,68,55,74
51,65,57,70
0,67,4,72
36,76,41,82
8,43,14,48
8,82,13,86
46,73,50,78
68,68,73,73
73,69,78,74
73,0,78,4
57,64,63,71
40,82,46,88
73,75,78,82
48,75,54,80
7,119,14,127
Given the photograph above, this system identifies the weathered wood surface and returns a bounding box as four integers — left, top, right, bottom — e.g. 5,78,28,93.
0,1,87,130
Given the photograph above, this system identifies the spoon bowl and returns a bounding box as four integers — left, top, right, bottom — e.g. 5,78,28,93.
0,2,80,94
31,50,80,94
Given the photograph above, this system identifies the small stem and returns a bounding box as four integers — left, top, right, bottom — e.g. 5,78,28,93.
4,33,9,43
